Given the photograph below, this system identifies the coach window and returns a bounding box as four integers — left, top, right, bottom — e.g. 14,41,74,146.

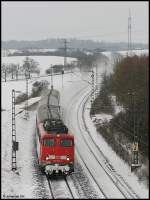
43,139,55,146
60,139,72,147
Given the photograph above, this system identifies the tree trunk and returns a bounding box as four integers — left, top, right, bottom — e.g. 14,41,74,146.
5,71,6,82
12,71,14,79
16,71,18,80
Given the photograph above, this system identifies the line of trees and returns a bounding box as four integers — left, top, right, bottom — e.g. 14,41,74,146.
110,55,149,157
2,57,40,82
91,54,149,158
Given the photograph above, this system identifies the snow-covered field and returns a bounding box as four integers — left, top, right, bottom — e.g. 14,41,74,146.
2,55,77,75
2,51,149,198
1,49,58,57
117,49,149,56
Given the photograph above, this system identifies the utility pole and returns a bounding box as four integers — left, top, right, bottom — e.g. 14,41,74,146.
128,9,132,56
128,92,141,172
62,39,73,81
59,39,68,86
94,64,98,98
51,64,53,89
12,90,19,171
63,39,67,68
24,69,30,119
62,39,66,87
91,69,95,106
59,39,74,84
62,68,64,88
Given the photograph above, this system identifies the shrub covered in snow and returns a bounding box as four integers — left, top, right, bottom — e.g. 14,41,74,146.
15,93,28,104
31,80,49,97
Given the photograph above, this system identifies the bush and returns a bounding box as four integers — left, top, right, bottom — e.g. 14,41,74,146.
90,73,114,115
45,65,64,75
15,80,49,104
31,80,49,97
15,93,28,104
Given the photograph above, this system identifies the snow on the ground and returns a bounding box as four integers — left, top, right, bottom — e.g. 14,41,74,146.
83,49,149,198
110,95,125,115
92,114,113,125
101,49,149,58
2,110,51,199
84,100,148,198
2,55,77,75
2,50,148,198
117,49,149,57
1,71,82,111
2,79,32,111
1,69,84,198
24,49,57,53
2,48,58,55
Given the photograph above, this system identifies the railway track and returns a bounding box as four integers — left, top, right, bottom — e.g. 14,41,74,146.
77,89,140,199
66,87,108,198
66,85,140,198
46,175,77,199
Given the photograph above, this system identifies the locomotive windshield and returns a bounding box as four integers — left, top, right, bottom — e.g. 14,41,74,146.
43,139,55,146
60,139,73,147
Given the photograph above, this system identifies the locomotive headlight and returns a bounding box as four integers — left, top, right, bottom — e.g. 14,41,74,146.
46,157,49,160
66,155,70,160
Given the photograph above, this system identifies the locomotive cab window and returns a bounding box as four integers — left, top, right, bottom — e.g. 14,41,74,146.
60,139,72,147
43,139,55,146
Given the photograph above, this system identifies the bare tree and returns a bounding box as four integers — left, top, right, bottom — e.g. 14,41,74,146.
22,57,40,78
9,64,18,80
2,63,9,82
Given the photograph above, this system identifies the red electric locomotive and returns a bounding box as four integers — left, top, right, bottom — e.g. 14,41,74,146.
36,88,74,175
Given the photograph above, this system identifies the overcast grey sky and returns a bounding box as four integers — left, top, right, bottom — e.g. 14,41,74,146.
2,1,149,43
